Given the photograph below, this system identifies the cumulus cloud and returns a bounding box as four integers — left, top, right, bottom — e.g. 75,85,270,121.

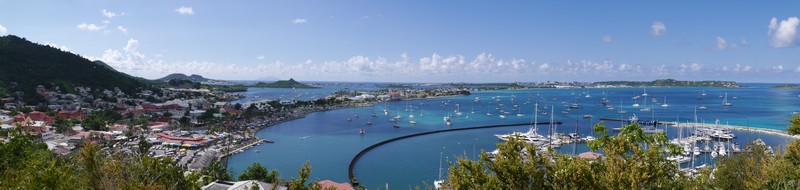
732,64,752,73
678,63,703,75
650,21,667,36
43,42,70,52
602,35,613,43
102,9,123,19
772,65,784,72
293,18,307,24
89,39,259,79
796,66,800,73
768,17,799,48
0,25,7,35
117,26,128,35
175,6,194,15
91,39,787,81
77,22,106,31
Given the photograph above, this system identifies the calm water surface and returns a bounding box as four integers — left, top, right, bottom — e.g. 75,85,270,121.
227,86,800,189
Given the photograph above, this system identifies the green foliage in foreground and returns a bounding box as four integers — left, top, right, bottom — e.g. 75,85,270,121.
0,129,323,189
789,114,800,135
443,122,800,190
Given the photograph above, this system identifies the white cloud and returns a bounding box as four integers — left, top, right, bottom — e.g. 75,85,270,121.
43,42,70,52
650,21,667,36
602,35,613,43
795,66,800,73
117,26,128,35
102,9,123,19
652,64,669,76
0,25,7,35
689,63,703,72
293,18,307,24
772,65,784,72
731,64,752,73
739,38,749,46
768,17,799,48
716,36,728,50
77,22,106,31
90,39,789,81
175,6,194,15
678,63,703,75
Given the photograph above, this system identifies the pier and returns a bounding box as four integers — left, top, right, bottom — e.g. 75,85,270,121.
674,122,799,139
217,137,272,161
347,121,562,186
599,118,675,126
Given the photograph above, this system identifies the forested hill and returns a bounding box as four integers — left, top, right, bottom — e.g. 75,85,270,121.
0,35,151,103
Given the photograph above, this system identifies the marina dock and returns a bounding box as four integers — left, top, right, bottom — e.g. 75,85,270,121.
674,122,799,139
217,138,272,161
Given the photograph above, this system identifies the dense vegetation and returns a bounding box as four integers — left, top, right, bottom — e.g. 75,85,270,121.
442,122,800,189
593,79,741,88
251,78,317,88
0,35,151,104
789,114,800,135
0,129,325,189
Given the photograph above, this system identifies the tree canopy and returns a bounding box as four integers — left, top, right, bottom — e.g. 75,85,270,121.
442,122,800,189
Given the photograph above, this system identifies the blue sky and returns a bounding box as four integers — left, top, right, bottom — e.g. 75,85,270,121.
1,1,799,82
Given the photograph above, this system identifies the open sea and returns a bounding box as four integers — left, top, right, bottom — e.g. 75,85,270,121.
227,84,800,189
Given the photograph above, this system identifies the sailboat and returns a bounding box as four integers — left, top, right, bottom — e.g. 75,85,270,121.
548,106,561,148
697,90,704,100
661,96,669,107
640,98,651,112
722,93,732,106
433,152,445,190
409,107,417,124
642,87,649,97
359,128,366,135
617,99,628,114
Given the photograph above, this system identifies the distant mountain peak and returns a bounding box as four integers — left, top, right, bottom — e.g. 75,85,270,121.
158,73,212,82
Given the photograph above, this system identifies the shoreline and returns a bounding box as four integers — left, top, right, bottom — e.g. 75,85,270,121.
217,137,268,162
673,122,800,139
219,94,472,160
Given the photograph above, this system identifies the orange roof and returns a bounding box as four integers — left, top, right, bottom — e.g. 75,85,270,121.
578,152,603,159
317,180,354,190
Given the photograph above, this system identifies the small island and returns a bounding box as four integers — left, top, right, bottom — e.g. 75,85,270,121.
250,78,317,88
593,79,741,88
772,84,800,89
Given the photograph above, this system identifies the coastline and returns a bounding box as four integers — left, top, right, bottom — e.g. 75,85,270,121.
218,102,381,161
219,94,474,160
674,122,800,139
216,137,267,162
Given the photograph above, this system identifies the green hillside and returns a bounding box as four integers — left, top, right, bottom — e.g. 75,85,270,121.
0,35,151,103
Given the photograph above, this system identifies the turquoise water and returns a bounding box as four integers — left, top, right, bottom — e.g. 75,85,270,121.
227,86,800,189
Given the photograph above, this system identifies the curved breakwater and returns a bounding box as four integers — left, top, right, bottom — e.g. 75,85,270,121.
348,121,562,186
